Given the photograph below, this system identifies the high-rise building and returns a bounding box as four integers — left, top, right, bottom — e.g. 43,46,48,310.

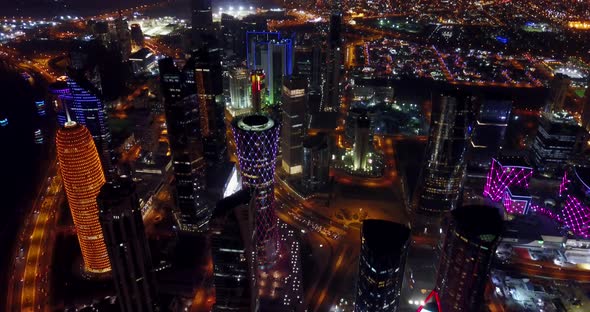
302,133,330,192
532,111,581,176
468,99,512,169
159,58,184,102
435,205,503,312
185,49,228,168
545,74,570,113
355,220,410,312
250,69,265,112
322,9,343,112
55,78,114,175
210,189,253,312
281,76,308,175
229,67,252,112
246,31,294,106
168,95,209,231
415,94,471,216
98,177,159,312
191,0,213,49
231,114,280,264
559,166,590,238
353,113,371,171
114,18,132,61
56,121,110,274
130,23,144,51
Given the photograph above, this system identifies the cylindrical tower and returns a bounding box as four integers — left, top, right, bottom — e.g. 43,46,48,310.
57,121,111,274
231,114,280,264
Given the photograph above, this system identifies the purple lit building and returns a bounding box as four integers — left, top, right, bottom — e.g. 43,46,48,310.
502,186,533,215
231,114,280,265
559,166,590,238
483,157,533,203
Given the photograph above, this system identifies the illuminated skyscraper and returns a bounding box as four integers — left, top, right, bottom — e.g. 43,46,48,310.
353,113,371,171
191,0,213,49
355,220,410,312
532,111,580,177
229,67,252,112
185,49,228,168
281,76,308,175
98,177,159,312
468,99,512,169
246,31,294,106
302,133,330,192
559,166,590,238
130,23,144,51
231,114,280,264
435,205,503,312
250,69,265,112
54,78,114,175
57,121,110,274
322,8,343,112
415,94,471,216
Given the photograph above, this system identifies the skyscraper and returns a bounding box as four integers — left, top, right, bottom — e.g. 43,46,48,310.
130,23,144,51
250,69,265,112
355,220,410,312
246,31,294,106
545,74,570,113
98,177,159,312
353,113,371,171
435,205,503,312
210,189,253,312
415,94,471,216
231,114,280,265
191,0,213,49
55,78,114,175
185,49,228,168
322,9,343,112
56,121,110,274
281,76,308,175
468,99,512,169
229,67,252,112
532,111,581,176
302,133,330,192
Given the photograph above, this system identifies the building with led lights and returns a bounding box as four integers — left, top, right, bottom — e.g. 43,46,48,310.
57,121,110,274
353,113,371,171
559,166,590,238
130,23,144,50
54,78,114,175
415,94,472,216
184,49,228,168
98,177,159,312
229,67,252,113
250,69,265,112
281,76,308,175
355,220,410,312
435,205,503,312
532,111,581,176
246,31,293,106
503,186,533,215
231,114,280,265
483,157,533,203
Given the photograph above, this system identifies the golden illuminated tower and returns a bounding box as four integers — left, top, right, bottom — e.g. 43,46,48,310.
57,120,111,273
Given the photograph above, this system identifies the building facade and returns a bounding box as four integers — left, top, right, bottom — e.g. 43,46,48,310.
98,177,159,312
57,121,110,274
532,111,580,176
302,133,330,192
281,76,308,175
435,205,503,312
355,220,410,312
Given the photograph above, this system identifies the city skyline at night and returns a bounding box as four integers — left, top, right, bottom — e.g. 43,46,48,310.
2,0,590,311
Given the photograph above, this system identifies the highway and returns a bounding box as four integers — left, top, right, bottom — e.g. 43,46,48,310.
6,159,61,312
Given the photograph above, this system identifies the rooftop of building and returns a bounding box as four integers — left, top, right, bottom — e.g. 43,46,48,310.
452,205,504,242
507,185,531,197
503,213,562,243
303,133,328,150
362,219,410,257
495,155,531,168
129,47,153,60
573,166,590,191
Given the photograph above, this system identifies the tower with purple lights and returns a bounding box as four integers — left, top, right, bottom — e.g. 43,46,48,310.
231,114,280,265
483,157,533,214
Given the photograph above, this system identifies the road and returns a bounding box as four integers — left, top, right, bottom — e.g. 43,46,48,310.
6,159,61,312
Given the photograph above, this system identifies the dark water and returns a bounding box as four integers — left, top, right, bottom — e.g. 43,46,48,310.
0,64,52,307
